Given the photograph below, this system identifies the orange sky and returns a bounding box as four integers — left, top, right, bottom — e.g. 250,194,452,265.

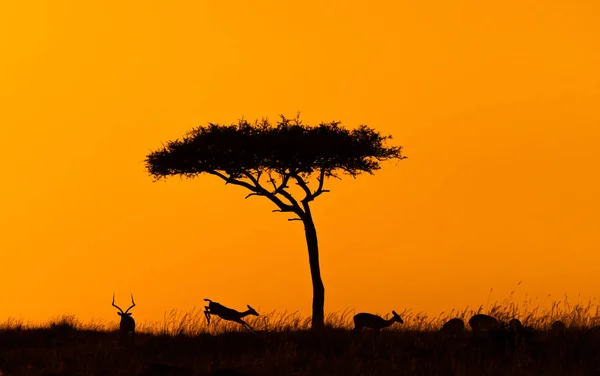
1,0,599,326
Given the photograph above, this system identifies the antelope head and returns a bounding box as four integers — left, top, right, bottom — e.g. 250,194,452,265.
245,305,259,317
390,310,404,325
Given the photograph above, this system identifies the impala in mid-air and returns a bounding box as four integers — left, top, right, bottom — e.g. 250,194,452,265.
204,298,259,332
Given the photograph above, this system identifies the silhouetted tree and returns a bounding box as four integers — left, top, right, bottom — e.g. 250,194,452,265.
145,114,407,330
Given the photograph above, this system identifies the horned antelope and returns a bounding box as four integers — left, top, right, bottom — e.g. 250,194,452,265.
439,318,465,338
353,311,404,332
468,314,500,335
204,298,259,332
112,293,136,344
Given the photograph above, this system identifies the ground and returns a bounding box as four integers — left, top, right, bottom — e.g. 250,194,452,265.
2,302,600,376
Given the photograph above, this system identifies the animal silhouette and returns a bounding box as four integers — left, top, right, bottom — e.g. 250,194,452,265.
508,318,535,346
551,320,568,336
468,313,500,335
509,318,522,331
353,310,404,331
112,293,136,344
204,298,259,332
439,318,465,338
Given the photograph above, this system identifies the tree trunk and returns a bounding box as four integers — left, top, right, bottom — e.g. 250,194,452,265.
302,211,325,331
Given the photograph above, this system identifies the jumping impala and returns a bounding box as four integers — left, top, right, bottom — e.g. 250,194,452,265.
203,298,259,332
353,310,404,332
112,293,136,343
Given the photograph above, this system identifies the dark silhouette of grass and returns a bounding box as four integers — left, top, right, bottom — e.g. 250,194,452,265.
2,297,600,375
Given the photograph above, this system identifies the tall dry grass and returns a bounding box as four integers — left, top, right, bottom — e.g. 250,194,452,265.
2,294,599,335
2,296,600,375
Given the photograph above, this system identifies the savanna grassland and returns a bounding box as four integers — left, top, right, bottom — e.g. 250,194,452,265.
2,297,600,376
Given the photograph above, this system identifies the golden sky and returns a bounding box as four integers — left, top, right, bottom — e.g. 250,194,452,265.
1,0,599,325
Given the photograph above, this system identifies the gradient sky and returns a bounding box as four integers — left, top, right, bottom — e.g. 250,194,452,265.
1,0,599,325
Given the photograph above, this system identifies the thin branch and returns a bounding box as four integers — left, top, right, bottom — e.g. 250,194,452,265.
241,171,300,214
276,182,303,212
268,171,291,194
208,169,308,220
255,171,303,213
311,168,330,201
278,173,292,193
241,170,261,188
292,173,312,199
208,170,259,192
292,168,330,203
268,172,277,191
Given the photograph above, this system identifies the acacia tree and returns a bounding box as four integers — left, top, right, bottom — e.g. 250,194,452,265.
145,115,407,330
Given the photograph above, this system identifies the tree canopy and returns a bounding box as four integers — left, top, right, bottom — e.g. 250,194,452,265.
145,115,406,182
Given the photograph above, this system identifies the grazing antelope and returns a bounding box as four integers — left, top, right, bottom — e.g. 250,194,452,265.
551,320,567,336
439,318,465,338
468,314,500,335
112,293,136,343
353,311,404,332
507,318,535,346
509,318,522,331
204,298,259,332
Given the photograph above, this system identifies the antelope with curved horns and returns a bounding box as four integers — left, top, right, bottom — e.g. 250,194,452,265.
112,293,136,343
353,310,404,332
204,298,259,332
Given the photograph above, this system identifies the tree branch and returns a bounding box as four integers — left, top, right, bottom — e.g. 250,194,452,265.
268,171,291,194
241,171,302,215
292,168,330,204
274,181,303,212
258,171,304,214
208,170,258,192
272,210,303,221
311,168,330,200
292,173,312,199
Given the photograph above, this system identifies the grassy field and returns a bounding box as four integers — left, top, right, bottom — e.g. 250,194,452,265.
2,297,600,376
